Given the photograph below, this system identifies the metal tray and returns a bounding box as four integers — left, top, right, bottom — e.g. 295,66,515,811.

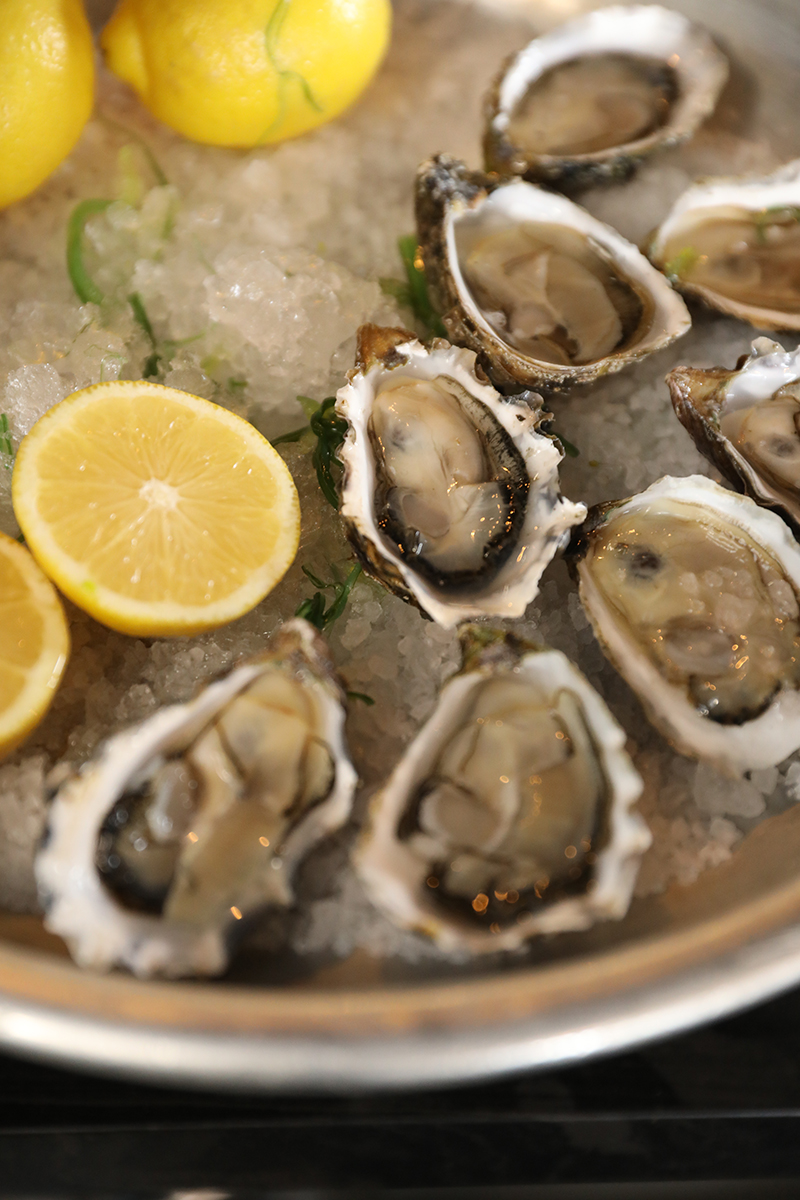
3,0,800,1092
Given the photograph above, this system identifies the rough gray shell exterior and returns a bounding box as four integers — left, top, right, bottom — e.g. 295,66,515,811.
415,154,690,393
668,339,800,536
34,620,357,979
335,323,586,627
356,626,648,955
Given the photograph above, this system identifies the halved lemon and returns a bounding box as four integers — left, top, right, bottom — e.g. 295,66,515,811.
0,531,70,760
12,382,301,637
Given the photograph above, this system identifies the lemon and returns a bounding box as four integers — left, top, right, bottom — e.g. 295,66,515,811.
12,382,301,637
0,0,95,209
0,532,70,760
100,0,391,147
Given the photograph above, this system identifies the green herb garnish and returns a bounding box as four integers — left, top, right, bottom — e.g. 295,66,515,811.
555,432,580,458
128,292,161,377
295,563,362,631
379,275,413,308
379,235,447,340
276,395,347,507
310,397,348,508
541,422,579,458
0,415,13,465
260,0,322,142
0,415,13,460
662,245,699,281
272,424,312,446
347,690,375,706
101,119,169,188
67,199,113,304
754,205,800,245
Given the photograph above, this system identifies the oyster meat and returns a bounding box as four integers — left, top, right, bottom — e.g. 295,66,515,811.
484,5,728,193
649,160,800,329
35,620,357,978
357,627,648,954
569,475,800,776
336,324,586,627
668,338,800,534
416,156,690,391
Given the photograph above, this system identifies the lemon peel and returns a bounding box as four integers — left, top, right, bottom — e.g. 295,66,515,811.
101,0,392,147
0,0,95,209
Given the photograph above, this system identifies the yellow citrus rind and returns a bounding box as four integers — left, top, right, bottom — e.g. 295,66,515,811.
0,531,70,760
12,382,301,637
0,0,95,209
100,0,392,147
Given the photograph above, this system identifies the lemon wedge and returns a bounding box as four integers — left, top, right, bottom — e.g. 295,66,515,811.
12,382,301,637
0,532,69,760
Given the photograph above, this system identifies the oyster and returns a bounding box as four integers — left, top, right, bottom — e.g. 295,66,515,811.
416,156,690,392
35,620,357,978
336,324,586,627
568,475,800,776
357,627,648,954
668,338,800,534
483,5,728,193
649,160,800,328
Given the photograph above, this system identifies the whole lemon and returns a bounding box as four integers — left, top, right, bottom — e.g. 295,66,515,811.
101,0,392,147
0,0,95,209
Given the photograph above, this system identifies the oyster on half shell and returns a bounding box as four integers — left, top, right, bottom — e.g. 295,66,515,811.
668,338,800,535
649,160,800,329
483,5,728,194
357,627,648,954
416,156,690,392
336,324,586,627
35,620,357,978
568,476,800,777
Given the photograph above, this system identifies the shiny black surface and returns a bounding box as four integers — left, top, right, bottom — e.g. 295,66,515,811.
3,985,800,1194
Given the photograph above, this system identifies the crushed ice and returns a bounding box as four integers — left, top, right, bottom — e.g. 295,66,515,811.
1,0,800,967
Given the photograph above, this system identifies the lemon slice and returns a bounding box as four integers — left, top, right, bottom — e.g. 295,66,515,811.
0,531,69,760
12,382,301,637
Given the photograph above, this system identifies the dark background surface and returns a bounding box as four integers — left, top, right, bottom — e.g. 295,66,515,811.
3,983,800,1196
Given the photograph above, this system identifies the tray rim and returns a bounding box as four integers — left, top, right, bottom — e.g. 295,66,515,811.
3,911,800,1091
1,829,800,1090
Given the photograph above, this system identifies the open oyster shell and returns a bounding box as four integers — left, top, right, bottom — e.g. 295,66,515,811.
483,5,728,193
35,620,357,979
416,156,690,392
336,324,586,627
568,475,800,777
356,627,648,955
649,159,800,329
668,338,800,535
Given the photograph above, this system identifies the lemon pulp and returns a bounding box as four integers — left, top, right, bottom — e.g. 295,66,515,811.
12,382,301,636
0,532,70,759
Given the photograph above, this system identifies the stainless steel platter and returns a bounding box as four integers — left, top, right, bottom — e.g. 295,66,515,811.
3,0,800,1092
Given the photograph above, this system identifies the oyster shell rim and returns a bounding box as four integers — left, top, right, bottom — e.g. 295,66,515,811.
34,620,358,980
356,631,649,955
335,324,587,627
483,4,729,192
569,474,800,777
649,158,800,330
416,156,692,392
667,338,800,535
